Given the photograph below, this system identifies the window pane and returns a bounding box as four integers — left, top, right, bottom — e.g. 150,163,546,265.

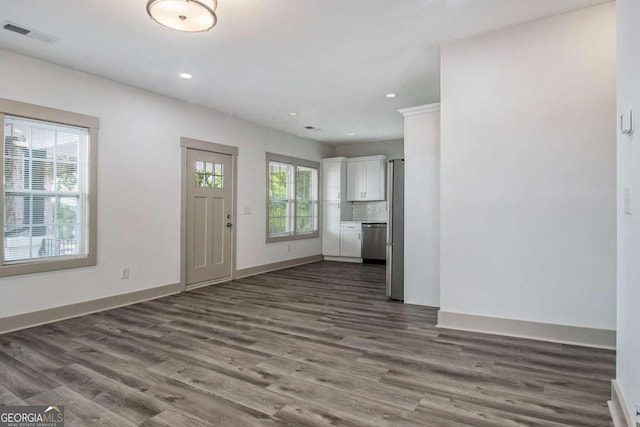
195,161,205,187
3,116,88,264
4,194,29,235
56,132,79,162
4,122,29,158
205,162,213,187
213,163,223,188
31,159,55,191
4,158,28,190
296,202,312,233
268,161,294,238
296,168,310,201
31,127,56,160
4,194,36,262
295,166,318,234
269,162,290,200
268,201,291,236
56,163,78,192
55,197,80,255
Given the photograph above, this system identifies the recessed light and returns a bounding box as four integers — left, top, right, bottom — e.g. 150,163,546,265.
386,93,397,98
288,112,298,116
347,133,357,136
180,73,193,79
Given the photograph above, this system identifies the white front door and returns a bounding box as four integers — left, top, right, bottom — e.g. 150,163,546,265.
185,148,233,285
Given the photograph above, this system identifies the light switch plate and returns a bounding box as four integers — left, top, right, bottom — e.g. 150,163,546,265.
624,187,632,215
620,105,634,135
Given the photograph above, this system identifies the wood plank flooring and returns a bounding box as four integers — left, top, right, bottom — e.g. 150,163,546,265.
0,261,614,426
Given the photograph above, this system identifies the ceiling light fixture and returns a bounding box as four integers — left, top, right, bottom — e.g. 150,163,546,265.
386,93,397,98
347,133,357,136
180,73,193,79
146,0,217,32
288,112,298,116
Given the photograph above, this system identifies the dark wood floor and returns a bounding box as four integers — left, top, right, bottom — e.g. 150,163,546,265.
0,261,614,426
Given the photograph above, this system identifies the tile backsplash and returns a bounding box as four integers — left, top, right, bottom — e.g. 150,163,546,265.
352,201,387,221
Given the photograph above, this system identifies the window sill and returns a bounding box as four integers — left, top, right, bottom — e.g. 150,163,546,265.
0,254,96,277
266,232,320,244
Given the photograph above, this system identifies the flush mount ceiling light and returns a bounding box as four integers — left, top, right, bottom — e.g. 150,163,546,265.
146,0,217,32
179,73,193,79
288,112,298,116
386,93,397,98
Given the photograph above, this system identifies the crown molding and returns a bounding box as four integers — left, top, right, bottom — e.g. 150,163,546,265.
399,102,441,117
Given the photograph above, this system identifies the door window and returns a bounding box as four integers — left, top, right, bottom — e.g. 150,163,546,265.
195,161,223,188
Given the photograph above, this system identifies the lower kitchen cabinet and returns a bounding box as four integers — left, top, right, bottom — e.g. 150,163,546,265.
339,222,362,258
322,201,341,256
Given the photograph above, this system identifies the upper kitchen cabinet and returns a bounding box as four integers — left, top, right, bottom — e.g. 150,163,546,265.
322,157,348,201
346,155,387,201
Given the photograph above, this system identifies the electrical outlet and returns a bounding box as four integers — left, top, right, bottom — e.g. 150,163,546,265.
120,267,130,279
243,206,251,215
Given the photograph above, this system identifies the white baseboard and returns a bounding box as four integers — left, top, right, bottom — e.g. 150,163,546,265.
323,256,363,263
235,255,323,279
609,380,635,427
437,310,616,349
0,282,181,336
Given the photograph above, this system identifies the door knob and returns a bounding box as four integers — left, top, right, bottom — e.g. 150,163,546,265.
226,222,232,228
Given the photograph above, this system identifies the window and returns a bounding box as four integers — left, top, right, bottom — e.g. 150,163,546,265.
0,98,98,276
195,160,224,188
266,153,319,242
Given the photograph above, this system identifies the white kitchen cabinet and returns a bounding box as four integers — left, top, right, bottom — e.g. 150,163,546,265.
322,159,344,201
346,160,365,201
346,155,387,201
322,201,341,256
340,222,362,258
322,158,352,257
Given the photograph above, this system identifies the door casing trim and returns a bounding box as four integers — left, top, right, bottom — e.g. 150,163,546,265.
180,137,238,291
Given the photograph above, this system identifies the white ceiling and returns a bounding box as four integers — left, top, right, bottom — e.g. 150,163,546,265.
0,0,610,144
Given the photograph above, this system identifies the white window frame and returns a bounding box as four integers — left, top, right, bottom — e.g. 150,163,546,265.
266,152,320,243
0,98,98,277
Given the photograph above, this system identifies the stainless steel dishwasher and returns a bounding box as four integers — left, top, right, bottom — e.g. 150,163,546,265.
361,223,387,262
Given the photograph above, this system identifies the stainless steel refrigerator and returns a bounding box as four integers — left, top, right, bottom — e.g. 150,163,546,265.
386,159,404,301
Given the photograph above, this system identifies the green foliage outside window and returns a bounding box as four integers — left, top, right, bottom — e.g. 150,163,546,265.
267,160,317,238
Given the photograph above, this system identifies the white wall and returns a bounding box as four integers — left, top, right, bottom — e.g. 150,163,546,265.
616,0,640,419
0,49,333,319
439,4,617,329
335,139,404,159
403,106,440,307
